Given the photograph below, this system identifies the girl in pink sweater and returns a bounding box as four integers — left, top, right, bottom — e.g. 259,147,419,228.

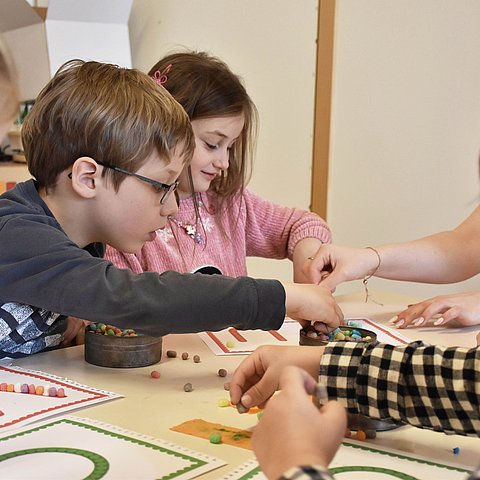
105,51,331,281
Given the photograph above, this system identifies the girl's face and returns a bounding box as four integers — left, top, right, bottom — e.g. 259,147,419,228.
177,114,245,199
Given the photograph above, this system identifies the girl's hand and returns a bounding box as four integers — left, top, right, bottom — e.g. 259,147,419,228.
283,283,343,333
252,366,346,480
229,345,325,409
302,245,380,290
390,291,480,328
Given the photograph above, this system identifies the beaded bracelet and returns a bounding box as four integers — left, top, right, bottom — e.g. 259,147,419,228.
363,246,382,304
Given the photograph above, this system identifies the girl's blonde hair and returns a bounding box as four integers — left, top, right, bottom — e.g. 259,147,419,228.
0,35,19,127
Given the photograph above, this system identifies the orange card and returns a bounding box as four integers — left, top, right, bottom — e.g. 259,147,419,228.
171,419,252,450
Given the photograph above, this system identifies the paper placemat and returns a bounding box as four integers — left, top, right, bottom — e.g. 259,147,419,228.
199,317,411,356
220,440,472,479
0,416,225,479
0,365,122,432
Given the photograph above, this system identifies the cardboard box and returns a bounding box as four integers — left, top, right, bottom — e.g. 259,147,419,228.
0,0,133,101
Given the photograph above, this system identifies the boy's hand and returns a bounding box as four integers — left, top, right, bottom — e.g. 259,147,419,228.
252,366,346,480
283,283,343,333
61,317,90,347
229,345,325,409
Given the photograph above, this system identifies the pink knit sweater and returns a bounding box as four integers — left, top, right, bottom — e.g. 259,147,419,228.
105,189,331,276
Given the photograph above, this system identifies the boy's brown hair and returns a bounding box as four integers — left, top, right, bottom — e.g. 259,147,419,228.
22,59,195,190
0,35,19,126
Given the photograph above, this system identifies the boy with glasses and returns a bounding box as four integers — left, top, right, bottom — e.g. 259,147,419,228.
0,59,342,358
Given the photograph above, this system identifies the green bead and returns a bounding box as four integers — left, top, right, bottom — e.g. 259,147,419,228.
209,433,222,444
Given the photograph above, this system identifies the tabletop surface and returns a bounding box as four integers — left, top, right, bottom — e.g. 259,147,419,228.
9,290,480,478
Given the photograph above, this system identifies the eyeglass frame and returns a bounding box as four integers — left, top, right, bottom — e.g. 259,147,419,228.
95,160,179,205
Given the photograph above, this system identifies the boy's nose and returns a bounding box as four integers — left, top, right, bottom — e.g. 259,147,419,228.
160,191,179,217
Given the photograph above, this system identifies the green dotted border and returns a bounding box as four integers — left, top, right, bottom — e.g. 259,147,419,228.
330,465,418,479
234,440,472,479
0,448,109,480
0,418,208,479
340,441,471,474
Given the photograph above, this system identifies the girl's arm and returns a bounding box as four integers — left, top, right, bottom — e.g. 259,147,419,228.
242,188,331,265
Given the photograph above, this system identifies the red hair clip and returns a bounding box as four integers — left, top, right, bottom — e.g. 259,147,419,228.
153,64,172,86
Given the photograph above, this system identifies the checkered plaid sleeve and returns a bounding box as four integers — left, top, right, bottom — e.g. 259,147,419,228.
319,341,480,436
279,465,333,480
279,464,480,480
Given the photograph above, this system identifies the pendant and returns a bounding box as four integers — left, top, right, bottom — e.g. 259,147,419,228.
183,224,203,244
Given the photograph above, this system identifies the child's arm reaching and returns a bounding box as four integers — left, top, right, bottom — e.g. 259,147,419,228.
282,283,343,333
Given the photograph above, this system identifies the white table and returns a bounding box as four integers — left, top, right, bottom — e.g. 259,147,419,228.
11,290,480,478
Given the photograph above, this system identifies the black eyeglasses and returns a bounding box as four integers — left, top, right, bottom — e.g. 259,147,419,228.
95,160,178,205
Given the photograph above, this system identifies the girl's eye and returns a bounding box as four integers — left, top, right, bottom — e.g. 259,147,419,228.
206,142,218,150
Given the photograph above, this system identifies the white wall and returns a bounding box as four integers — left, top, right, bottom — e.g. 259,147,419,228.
129,0,318,281
328,0,480,298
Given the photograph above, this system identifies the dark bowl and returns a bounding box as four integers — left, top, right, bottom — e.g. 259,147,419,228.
299,325,377,346
84,329,162,368
347,413,404,432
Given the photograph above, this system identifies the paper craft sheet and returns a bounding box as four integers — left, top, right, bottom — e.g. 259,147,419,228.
199,317,411,355
0,365,122,432
0,416,225,479
220,441,473,479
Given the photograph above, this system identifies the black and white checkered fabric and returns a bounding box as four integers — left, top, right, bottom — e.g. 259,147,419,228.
320,341,480,436
280,465,480,480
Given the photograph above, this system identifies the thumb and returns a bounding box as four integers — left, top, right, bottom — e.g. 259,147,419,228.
240,372,279,409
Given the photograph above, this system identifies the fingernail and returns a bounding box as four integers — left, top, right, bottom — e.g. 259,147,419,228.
433,317,445,326
395,319,405,328
388,315,398,324
241,394,251,408
412,317,425,327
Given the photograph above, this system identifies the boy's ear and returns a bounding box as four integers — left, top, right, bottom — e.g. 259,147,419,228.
70,157,102,199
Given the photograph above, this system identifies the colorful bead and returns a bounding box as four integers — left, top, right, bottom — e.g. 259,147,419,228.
150,370,161,379
87,323,139,337
355,430,367,441
209,433,222,444
218,398,230,407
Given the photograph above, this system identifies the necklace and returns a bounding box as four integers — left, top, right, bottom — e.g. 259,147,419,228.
169,195,205,244
169,217,204,244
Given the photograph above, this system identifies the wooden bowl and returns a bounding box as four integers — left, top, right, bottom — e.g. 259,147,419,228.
84,329,162,368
